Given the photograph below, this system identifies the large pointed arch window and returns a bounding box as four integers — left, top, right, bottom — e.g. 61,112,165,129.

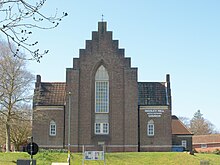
95,65,109,113
95,65,109,135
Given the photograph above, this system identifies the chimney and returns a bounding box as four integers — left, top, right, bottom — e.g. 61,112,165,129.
166,74,170,83
166,74,172,112
35,75,41,88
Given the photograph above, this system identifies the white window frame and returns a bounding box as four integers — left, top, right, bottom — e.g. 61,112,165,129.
102,123,109,134
95,65,109,114
201,144,207,148
94,66,109,135
95,123,109,135
95,123,101,134
49,120,56,136
181,140,187,149
95,81,109,113
147,123,154,136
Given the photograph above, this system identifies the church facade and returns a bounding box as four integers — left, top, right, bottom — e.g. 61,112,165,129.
32,22,192,152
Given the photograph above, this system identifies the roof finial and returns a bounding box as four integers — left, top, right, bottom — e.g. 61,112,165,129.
101,14,104,22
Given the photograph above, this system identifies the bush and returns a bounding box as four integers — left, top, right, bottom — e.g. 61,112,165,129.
39,148,68,153
213,149,220,155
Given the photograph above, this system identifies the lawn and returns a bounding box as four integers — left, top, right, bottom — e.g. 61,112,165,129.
0,152,219,165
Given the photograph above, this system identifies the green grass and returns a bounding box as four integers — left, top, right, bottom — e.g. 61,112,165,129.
0,152,220,165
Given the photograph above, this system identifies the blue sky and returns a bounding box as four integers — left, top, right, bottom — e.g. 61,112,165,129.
25,0,220,131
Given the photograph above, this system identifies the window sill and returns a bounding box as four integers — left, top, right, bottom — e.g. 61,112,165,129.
49,135,56,137
92,135,111,141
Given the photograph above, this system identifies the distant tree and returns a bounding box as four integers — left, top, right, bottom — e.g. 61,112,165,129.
0,41,34,152
0,0,67,62
189,110,215,135
178,116,190,128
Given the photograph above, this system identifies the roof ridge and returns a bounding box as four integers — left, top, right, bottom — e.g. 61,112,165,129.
41,82,66,84
194,134,220,137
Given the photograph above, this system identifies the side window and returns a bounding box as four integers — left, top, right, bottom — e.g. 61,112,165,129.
147,120,154,136
181,140,187,149
50,120,56,136
201,144,207,148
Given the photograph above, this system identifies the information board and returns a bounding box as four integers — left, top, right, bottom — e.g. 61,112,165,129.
84,151,104,160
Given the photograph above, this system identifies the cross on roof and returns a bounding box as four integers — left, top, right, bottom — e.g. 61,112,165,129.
101,14,104,22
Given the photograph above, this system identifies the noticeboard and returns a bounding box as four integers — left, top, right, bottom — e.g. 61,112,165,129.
84,151,104,160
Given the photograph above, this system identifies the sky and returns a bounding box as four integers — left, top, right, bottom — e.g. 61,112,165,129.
6,1,220,130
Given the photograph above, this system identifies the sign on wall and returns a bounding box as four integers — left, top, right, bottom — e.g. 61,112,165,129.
145,109,164,118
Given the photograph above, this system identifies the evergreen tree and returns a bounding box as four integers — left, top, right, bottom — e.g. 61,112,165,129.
190,110,214,135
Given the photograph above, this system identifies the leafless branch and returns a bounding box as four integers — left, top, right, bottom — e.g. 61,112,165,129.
0,0,67,62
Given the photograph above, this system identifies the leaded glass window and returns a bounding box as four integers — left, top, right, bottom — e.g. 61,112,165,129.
94,65,109,135
95,123,109,134
95,65,109,113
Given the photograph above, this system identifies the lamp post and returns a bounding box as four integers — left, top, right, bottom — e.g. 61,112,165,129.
67,92,71,165
29,136,33,165
138,105,140,152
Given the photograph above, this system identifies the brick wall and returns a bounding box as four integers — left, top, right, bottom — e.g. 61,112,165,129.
32,106,65,148
139,106,172,152
65,22,138,152
32,22,175,152
172,135,192,151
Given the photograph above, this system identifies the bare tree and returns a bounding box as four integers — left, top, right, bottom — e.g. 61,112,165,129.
0,41,34,152
178,116,190,128
10,104,32,151
0,104,32,151
0,0,67,62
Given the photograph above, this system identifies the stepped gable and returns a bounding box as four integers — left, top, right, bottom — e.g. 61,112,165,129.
72,22,130,70
82,21,124,55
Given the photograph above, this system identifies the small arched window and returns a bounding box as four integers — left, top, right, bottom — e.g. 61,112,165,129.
49,120,56,136
147,120,154,136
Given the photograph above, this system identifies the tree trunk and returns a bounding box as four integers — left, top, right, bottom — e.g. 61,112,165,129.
5,123,11,152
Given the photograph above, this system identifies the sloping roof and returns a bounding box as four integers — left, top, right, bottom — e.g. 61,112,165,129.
138,82,168,106
193,134,220,144
172,115,193,135
35,82,66,106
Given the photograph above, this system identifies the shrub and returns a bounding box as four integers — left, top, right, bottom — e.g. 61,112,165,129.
213,149,220,155
39,148,68,153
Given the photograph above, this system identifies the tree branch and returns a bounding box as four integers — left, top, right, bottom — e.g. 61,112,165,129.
0,0,67,62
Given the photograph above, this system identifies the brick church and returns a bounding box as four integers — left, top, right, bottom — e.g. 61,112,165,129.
32,22,192,152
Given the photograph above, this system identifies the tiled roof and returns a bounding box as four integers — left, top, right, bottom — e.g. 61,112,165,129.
172,116,193,135
193,134,220,144
138,82,168,106
34,82,66,106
